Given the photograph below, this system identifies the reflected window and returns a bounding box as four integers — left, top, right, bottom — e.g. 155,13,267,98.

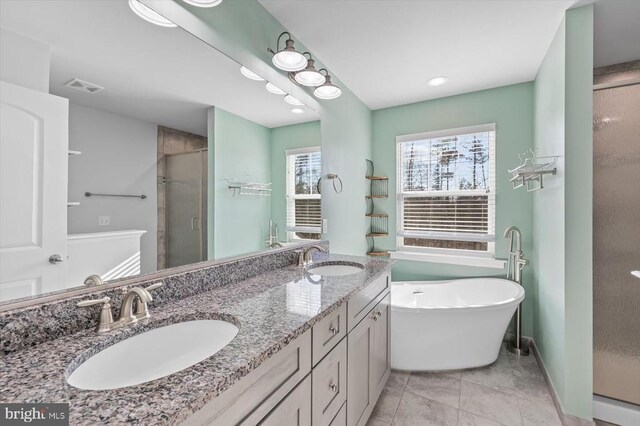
286,147,321,240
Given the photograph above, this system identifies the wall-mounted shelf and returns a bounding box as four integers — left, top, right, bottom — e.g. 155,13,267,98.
365,159,390,258
227,180,272,197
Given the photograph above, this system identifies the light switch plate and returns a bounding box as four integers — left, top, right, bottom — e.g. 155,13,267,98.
322,218,328,234
98,216,110,226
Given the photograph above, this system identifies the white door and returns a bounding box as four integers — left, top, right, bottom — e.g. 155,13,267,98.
0,81,68,301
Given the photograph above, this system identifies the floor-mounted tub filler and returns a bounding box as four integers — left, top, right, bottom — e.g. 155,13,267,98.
390,278,524,371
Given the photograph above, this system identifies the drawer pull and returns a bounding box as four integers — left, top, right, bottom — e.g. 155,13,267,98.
376,310,382,318
329,326,339,336
372,314,378,321
329,383,338,393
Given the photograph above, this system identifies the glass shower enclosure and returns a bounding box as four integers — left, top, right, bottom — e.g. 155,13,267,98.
164,149,208,268
593,69,640,407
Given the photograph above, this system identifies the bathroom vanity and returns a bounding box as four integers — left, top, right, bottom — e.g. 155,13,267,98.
0,246,394,426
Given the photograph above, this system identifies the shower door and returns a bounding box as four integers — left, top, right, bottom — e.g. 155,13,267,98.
165,150,208,268
593,81,640,405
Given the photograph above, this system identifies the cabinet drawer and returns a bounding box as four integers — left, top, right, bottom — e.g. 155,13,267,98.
184,330,311,426
312,338,347,426
329,403,346,426
347,272,390,331
258,374,311,426
312,303,346,366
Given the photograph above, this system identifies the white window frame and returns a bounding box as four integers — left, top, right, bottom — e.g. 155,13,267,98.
393,124,502,268
286,146,321,240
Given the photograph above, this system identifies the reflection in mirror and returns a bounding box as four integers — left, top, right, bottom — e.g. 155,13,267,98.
0,0,321,304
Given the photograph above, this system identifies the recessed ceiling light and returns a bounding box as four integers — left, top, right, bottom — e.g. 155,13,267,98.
128,0,177,27
284,95,303,106
426,76,448,87
181,0,223,7
240,66,264,81
291,108,304,114
265,82,286,95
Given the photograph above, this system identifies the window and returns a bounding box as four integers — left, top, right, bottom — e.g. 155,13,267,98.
396,124,496,257
286,147,322,240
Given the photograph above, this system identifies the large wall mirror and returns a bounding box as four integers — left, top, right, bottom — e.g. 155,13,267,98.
0,0,322,304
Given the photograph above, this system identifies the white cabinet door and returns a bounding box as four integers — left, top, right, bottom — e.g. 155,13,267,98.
0,81,68,301
347,312,374,426
370,293,391,400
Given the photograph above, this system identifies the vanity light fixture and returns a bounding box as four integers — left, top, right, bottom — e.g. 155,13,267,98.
284,95,304,106
128,0,177,28
181,0,223,7
426,76,448,87
291,108,304,114
313,69,342,100
266,82,286,95
240,66,264,81
270,32,307,72
294,54,326,87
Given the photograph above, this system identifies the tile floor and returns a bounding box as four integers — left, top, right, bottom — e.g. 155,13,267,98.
368,344,563,426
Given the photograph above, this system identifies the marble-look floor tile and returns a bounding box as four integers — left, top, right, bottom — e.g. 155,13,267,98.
387,370,411,390
519,395,563,426
405,371,461,408
370,385,403,424
461,352,517,394
393,391,458,426
458,410,502,426
366,418,391,426
459,380,523,426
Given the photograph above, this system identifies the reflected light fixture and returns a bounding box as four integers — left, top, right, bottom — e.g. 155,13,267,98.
181,0,223,7
128,0,177,27
284,95,304,106
426,76,448,86
294,54,326,87
291,108,304,114
266,82,286,95
240,66,264,81
271,32,307,72
313,69,342,100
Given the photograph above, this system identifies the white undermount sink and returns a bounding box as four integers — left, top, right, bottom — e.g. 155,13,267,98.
67,320,238,390
307,261,364,276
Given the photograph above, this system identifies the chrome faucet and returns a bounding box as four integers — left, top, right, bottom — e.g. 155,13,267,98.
298,245,327,267
77,282,163,333
503,226,529,356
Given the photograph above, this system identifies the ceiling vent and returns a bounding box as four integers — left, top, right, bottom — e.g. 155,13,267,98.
63,78,104,94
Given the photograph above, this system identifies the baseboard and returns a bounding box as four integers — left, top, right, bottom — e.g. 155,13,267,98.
593,394,640,426
504,334,595,426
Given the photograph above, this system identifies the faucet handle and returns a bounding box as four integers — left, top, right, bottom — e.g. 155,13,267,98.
77,296,111,308
145,282,163,292
77,297,114,333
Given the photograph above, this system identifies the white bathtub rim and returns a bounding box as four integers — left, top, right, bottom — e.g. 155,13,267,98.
390,278,524,313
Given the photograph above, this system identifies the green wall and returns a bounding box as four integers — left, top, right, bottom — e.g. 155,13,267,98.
533,14,567,408
210,107,271,259
270,121,322,238
533,5,593,419
372,82,536,335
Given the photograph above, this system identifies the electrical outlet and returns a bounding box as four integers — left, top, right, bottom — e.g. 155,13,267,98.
322,218,328,234
98,216,110,226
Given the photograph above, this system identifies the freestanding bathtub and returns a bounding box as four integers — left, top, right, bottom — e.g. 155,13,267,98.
391,278,524,371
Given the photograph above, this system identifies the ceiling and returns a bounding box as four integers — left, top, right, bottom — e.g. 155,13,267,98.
593,0,640,68
0,0,318,134
259,0,581,109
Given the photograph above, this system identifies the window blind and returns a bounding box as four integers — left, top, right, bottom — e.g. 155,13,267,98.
397,125,496,252
286,149,322,234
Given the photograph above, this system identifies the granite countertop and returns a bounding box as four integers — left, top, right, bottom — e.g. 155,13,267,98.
0,254,394,425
